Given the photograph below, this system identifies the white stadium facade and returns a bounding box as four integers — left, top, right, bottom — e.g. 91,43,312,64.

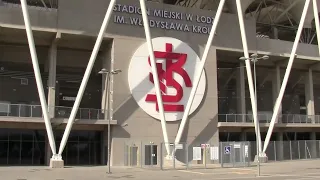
0,0,320,167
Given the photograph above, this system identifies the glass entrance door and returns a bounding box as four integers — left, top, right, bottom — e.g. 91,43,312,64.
145,145,157,166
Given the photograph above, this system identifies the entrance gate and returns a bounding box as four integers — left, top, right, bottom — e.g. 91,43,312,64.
220,142,251,168
145,145,157,166
124,143,159,167
124,144,139,167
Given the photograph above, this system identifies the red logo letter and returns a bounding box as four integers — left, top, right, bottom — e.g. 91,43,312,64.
145,43,192,112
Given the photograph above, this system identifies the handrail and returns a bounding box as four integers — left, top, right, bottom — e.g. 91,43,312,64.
218,113,319,124
0,103,106,120
2,0,58,9
1,103,317,123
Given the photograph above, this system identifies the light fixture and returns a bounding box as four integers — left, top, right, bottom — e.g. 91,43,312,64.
239,57,247,61
262,55,269,60
250,53,258,58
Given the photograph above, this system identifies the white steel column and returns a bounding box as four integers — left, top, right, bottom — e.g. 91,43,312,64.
312,0,320,122
276,132,284,161
235,0,262,153
174,0,226,146
305,68,315,123
47,35,60,119
263,0,311,153
139,0,170,156
20,0,57,156
310,132,317,158
58,0,117,155
313,0,320,56
237,62,246,122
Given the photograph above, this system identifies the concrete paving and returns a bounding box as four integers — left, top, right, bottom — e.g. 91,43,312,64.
1,160,320,180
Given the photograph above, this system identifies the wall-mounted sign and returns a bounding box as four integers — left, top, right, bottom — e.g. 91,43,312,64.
128,37,206,121
113,3,215,34
193,147,202,160
62,96,76,101
224,146,231,154
210,147,219,160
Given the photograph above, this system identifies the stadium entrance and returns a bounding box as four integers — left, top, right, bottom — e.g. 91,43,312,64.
0,128,103,166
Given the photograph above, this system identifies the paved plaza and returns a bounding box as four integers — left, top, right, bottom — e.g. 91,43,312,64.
2,160,320,180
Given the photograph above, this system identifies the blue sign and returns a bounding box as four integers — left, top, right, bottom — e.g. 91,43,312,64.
224,146,231,154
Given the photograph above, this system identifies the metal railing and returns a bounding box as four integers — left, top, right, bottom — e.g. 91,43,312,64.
0,103,106,120
218,114,320,124
124,140,320,170
251,140,320,162
124,141,250,170
2,0,58,9
256,23,318,45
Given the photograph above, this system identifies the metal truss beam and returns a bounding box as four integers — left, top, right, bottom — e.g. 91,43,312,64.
58,0,117,156
259,72,270,88
47,32,60,119
274,0,300,23
291,75,304,89
20,0,57,158
22,0,320,161
40,0,48,9
139,0,170,156
223,70,236,88
174,0,226,148
313,0,320,56
236,0,262,153
263,0,311,154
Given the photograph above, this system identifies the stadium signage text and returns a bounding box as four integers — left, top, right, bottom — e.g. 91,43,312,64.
113,4,215,34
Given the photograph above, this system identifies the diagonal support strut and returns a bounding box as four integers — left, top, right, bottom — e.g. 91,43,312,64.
139,0,170,156
236,0,262,154
20,0,57,157
312,0,320,57
58,0,117,156
173,0,226,148
263,0,311,153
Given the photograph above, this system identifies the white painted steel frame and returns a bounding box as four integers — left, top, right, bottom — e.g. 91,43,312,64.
21,0,319,162
139,0,170,156
263,0,311,153
313,0,320,56
174,0,226,146
235,0,262,153
20,0,57,157
58,0,117,155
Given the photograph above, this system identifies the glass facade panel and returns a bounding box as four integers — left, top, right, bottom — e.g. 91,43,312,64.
8,141,20,164
0,128,102,166
0,129,8,141
78,141,90,165
68,131,80,142
66,141,79,165
8,129,21,141
20,141,33,165
33,141,45,165
21,130,34,141
90,141,100,165
0,141,8,165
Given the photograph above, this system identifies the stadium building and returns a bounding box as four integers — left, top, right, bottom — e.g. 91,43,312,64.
0,0,320,167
